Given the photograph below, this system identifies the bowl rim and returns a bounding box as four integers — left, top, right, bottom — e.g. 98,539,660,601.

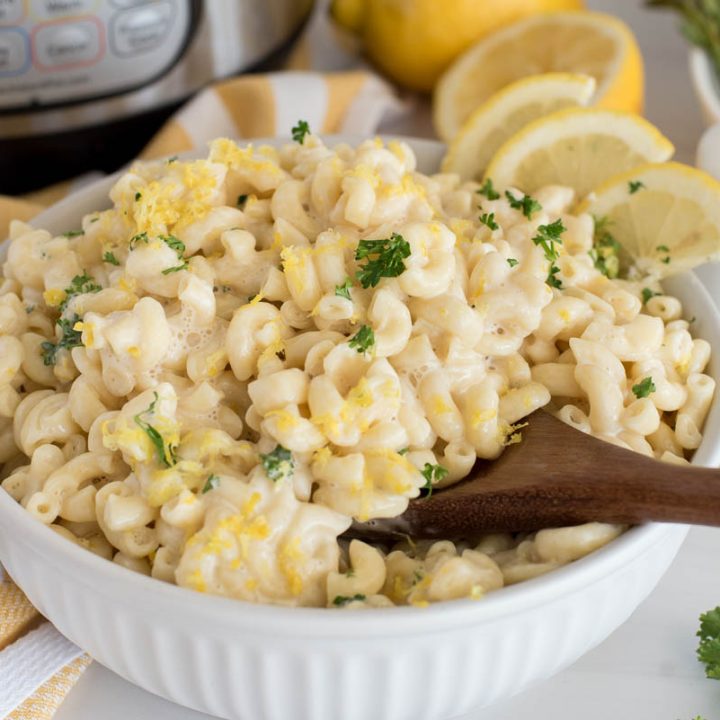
689,48,720,123
0,134,714,637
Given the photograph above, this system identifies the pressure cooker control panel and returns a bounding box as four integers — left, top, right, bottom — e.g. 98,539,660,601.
0,0,193,111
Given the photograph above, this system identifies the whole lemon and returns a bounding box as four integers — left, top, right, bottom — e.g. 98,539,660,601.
331,0,585,92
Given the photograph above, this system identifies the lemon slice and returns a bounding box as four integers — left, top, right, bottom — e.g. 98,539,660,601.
578,162,720,278
441,73,596,181
434,11,643,141
484,107,674,199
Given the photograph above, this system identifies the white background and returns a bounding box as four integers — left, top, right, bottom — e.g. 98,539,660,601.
53,0,720,718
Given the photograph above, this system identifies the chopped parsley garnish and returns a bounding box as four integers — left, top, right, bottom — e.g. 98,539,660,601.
348,324,375,354
134,392,178,468
161,263,188,275
63,229,84,238
641,287,660,304
334,277,353,301
479,212,499,230
477,178,500,200
505,190,542,219
333,594,366,606
103,251,120,266
532,218,565,288
40,314,83,366
697,606,720,679
202,474,220,494
628,180,645,194
135,192,142,201
355,233,411,288
236,194,248,208
260,445,294,482
421,463,449,498
589,215,621,279
59,271,102,313
167,155,178,163
632,376,656,399
291,120,311,144
657,244,670,252
507,258,519,268
398,447,409,455
661,256,671,264
130,232,149,248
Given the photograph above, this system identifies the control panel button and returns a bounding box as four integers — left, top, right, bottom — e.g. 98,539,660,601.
30,0,99,20
34,18,103,69
110,1,173,57
0,28,28,75
0,0,25,25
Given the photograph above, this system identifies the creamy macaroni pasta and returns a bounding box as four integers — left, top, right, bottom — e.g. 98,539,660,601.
0,134,714,608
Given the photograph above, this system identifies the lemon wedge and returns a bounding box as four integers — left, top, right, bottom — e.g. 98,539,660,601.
484,107,674,199
578,162,720,279
434,11,643,141
441,73,596,181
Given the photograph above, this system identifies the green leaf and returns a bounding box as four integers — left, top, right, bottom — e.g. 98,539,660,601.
334,277,353,301
161,263,188,275
62,229,83,238
590,215,621,279
133,392,178,468
59,272,102,313
332,594,366,606
479,212,499,230
632,376,656,398
40,314,83,366
642,287,660,304
103,251,120,266
628,180,646,194
507,258,519,267
135,192,142,201
421,463,449,498
202,474,220,494
130,232,149,248
476,178,500,200
260,445,294,482
348,324,375,354
505,190,542,219
532,219,566,288
236,194,248,208
355,233,411,288
291,120,311,144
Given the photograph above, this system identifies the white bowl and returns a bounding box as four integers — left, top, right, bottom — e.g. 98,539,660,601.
1,138,720,720
689,48,720,126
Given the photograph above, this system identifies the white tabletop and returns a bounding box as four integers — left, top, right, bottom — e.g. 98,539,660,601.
53,1,720,718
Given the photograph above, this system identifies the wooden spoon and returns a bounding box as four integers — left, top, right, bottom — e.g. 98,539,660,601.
350,410,720,541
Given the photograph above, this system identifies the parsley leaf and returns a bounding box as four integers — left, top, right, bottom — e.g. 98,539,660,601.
63,229,83,238
507,258,519,268
333,594,367,606
421,463,449,498
161,263,188,275
236,194,248,208
291,120,311,144
135,192,142,201
657,244,670,252
202,474,220,494
505,190,542,219
479,212,499,230
697,606,720,679
477,178,500,200
40,314,83,366
260,445,294,482
335,277,353,301
632,376,656,399
133,392,178,468
589,215,621,279
167,155,178,163
628,180,645,194
398,447,409,455
103,251,120,266
130,232,149,249
157,235,187,274
355,233,411,288
532,219,565,288
661,256,671,264
59,272,102,313
642,287,660,304
348,324,375,354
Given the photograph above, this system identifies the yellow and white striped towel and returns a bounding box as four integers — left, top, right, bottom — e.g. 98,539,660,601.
0,66,402,718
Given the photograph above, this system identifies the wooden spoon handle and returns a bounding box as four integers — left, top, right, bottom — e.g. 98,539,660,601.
400,458,720,538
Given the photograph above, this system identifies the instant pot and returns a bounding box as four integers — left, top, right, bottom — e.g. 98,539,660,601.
0,0,314,193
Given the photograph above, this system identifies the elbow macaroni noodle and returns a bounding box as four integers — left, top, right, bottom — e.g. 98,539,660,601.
0,136,714,608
